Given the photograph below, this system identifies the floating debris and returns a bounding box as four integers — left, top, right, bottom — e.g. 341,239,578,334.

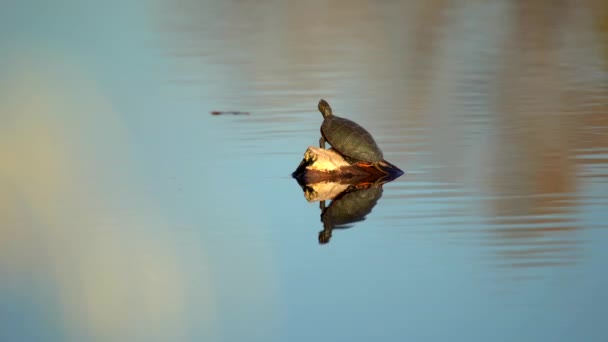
210,111,250,116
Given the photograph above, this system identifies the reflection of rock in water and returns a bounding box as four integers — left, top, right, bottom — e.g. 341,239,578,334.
319,186,384,244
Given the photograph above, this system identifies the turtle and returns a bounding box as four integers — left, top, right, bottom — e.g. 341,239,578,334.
318,99,387,171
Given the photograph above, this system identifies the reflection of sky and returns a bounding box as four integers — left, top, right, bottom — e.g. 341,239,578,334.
1,0,608,342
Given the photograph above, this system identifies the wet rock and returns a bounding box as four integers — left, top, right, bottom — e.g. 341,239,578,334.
291,146,403,185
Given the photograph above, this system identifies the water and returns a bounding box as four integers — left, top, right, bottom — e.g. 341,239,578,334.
1,0,608,341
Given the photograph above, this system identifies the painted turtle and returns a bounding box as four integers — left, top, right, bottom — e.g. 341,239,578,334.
318,99,385,168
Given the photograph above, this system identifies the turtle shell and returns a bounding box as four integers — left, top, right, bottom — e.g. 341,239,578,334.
321,186,384,228
321,115,384,162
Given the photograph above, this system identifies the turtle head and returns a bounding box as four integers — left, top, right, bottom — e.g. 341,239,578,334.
318,229,332,244
318,99,333,118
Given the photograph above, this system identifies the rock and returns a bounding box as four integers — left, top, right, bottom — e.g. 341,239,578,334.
291,146,403,185
303,181,350,202
303,146,351,171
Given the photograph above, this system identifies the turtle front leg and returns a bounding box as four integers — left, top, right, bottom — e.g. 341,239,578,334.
318,220,333,244
319,136,326,149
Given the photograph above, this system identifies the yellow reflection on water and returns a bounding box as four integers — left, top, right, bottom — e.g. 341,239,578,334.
0,47,216,340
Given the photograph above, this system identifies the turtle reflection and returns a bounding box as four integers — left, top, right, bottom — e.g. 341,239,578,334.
318,184,384,244
292,99,403,244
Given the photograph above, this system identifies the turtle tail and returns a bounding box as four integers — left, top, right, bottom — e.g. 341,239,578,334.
378,159,404,176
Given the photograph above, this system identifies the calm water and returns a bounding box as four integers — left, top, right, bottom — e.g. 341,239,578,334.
1,1,608,341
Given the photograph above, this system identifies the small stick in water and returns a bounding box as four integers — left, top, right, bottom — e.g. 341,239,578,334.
211,111,250,116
